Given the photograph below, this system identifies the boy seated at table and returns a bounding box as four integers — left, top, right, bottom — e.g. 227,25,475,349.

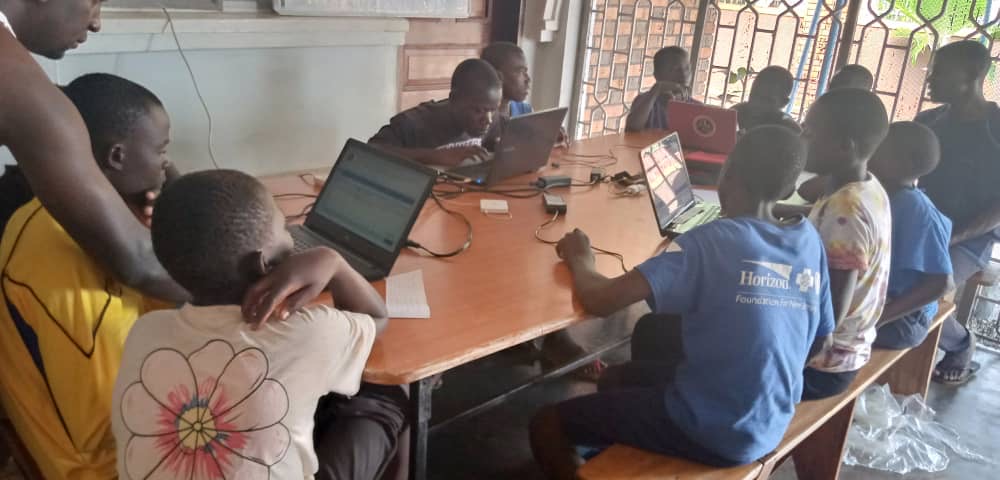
0,73,176,479
827,64,874,91
798,88,892,400
867,121,954,349
481,41,569,146
624,46,696,132
529,126,835,477
112,170,408,480
481,41,533,118
369,58,501,168
731,65,801,134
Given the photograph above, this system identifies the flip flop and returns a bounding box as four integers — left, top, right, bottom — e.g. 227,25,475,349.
540,352,607,383
933,361,981,386
570,359,607,383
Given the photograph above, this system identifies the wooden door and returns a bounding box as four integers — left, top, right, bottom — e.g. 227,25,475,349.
398,0,492,110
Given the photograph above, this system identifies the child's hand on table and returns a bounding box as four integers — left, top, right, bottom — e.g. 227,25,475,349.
556,229,596,270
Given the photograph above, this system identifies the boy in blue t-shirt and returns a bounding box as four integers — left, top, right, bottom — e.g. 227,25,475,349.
481,42,532,119
481,41,570,146
868,121,954,349
529,126,835,477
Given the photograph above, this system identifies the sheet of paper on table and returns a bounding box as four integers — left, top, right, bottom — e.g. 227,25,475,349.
386,270,431,319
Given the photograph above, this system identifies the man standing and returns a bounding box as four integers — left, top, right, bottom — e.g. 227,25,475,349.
0,0,188,302
917,40,999,385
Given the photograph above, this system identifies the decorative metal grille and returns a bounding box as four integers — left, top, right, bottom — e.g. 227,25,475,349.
574,0,1000,136
699,0,850,117
966,249,1000,351
575,0,701,138
841,0,1000,120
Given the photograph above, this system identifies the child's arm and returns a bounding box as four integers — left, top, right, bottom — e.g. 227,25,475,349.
796,175,827,204
950,201,1000,245
877,273,953,327
558,229,652,317
773,203,812,219
243,248,389,334
625,87,663,132
371,144,488,168
325,252,390,335
828,269,859,325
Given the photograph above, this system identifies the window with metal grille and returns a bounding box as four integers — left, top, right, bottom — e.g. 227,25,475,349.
573,0,1000,139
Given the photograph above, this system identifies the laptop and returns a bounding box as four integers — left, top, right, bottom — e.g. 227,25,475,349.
667,102,738,166
450,107,568,185
289,139,436,280
639,132,722,237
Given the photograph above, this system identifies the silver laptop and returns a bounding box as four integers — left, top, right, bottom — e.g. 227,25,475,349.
639,132,722,238
450,107,568,186
289,139,436,280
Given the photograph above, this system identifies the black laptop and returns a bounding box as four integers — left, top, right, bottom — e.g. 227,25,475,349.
289,139,436,280
450,107,568,185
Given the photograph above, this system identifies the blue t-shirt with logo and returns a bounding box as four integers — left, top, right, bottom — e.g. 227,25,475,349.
635,217,835,464
887,187,953,319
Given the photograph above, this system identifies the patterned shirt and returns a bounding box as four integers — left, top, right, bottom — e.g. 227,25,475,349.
807,176,892,373
112,304,375,479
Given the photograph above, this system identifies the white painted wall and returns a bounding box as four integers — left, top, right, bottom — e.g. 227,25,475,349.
1,13,406,176
520,0,584,133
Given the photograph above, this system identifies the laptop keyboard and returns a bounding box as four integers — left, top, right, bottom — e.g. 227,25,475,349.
672,203,722,235
290,228,381,279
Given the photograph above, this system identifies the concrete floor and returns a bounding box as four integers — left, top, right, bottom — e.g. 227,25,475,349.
427,313,999,480
1,312,994,479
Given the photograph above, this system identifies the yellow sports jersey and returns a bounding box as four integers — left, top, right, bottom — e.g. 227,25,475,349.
0,199,158,479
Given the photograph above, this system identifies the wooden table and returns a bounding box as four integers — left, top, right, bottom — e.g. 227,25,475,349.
262,131,672,479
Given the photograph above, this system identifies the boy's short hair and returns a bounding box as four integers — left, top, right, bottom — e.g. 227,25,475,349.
152,170,275,301
936,40,992,79
726,125,806,201
881,121,941,179
653,46,688,73
62,73,163,156
450,58,502,99
481,42,524,70
749,66,794,101
812,88,888,158
828,64,874,90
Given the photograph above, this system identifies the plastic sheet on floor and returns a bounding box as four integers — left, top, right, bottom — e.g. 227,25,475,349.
843,384,992,474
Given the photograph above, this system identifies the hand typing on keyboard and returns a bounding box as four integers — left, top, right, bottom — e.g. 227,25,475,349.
429,146,489,167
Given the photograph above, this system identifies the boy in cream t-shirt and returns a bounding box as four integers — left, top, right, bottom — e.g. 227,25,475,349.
112,170,406,479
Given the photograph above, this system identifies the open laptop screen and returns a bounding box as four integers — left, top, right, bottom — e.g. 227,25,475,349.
312,144,432,253
640,133,696,232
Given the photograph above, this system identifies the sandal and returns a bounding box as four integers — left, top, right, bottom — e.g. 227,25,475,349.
933,330,979,385
571,359,607,383
933,361,981,385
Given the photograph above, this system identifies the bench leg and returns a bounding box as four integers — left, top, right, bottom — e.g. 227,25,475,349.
876,322,944,398
790,398,856,480
408,377,433,480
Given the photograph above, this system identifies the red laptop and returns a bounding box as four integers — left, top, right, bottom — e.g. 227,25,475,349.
667,102,738,165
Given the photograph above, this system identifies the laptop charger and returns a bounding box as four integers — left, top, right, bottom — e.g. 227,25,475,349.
590,168,604,183
536,175,572,189
543,194,567,213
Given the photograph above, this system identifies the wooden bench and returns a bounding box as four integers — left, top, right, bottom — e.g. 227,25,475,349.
578,303,954,480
